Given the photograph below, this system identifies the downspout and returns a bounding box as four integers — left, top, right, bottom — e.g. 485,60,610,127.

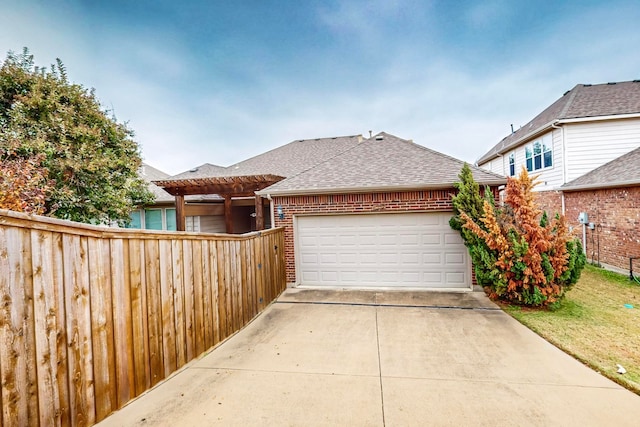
266,194,275,229
552,121,566,214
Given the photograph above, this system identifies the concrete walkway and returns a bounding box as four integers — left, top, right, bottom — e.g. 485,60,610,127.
97,289,640,426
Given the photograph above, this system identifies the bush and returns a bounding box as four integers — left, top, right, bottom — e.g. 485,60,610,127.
451,166,586,307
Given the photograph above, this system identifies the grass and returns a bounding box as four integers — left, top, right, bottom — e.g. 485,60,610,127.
503,264,640,394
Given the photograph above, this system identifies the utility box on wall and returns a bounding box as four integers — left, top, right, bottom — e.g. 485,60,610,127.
578,212,589,224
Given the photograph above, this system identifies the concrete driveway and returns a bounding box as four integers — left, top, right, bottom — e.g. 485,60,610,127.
97,288,640,426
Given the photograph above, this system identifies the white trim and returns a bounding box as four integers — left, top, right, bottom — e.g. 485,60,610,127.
258,181,505,197
558,112,640,124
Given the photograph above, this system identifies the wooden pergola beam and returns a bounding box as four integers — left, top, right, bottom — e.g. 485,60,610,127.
255,195,264,231
224,196,233,234
175,194,185,231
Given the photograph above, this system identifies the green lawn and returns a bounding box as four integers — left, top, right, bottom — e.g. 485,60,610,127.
504,264,640,394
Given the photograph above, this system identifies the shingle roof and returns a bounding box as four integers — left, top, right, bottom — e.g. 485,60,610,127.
223,135,363,177
170,163,228,180
259,132,506,195
140,163,174,203
478,80,640,165
561,147,640,191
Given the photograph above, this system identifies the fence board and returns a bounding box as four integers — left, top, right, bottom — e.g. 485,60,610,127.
144,240,164,387
129,238,150,395
0,210,286,427
0,227,38,426
87,237,116,421
62,234,96,426
171,240,187,368
32,230,70,426
182,240,196,362
192,241,205,357
159,240,177,377
111,239,135,408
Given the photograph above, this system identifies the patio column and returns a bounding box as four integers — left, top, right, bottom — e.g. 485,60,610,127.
255,194,264,231
224,195,233,234
175,194,185,231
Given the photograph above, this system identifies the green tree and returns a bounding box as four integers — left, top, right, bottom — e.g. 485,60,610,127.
450,163,500,288
0,48,154,224
452,166,586,307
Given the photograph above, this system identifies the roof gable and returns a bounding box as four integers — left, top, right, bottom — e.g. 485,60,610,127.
478,80,640,164
260,132,505,195
562,147,640,190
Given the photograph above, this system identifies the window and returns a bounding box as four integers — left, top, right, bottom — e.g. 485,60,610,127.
165,208,177,231
508,153,515,176
145,209,163,230
127,210,142,229
525,137,553,172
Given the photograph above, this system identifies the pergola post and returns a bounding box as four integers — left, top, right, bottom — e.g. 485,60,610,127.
255,194,264,231
224,195,233,234
175,194,185,231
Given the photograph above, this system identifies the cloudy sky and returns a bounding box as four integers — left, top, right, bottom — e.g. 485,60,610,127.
2,0,640,174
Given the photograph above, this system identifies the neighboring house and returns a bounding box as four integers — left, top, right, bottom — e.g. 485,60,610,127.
154,135,364,234
128,163,227,232
561,147,640,271
477,80,640,214
256,132,505,289
127,163,177,231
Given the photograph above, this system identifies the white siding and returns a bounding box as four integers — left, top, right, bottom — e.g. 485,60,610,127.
479,129,564,191
533,129,564,191
565,118,640,182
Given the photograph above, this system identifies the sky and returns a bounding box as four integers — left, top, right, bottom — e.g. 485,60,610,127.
2,0,640,175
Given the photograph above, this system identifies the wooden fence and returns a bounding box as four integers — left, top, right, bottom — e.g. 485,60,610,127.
0,209,286,427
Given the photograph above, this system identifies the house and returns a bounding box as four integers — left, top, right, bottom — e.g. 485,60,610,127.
256,132,505,289
561,147,640,271
154,132,505,290
477,80,640,214
127,163,177,231
129,163,233,232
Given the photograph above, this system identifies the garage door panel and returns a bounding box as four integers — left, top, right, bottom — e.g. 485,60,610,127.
297,213,470,289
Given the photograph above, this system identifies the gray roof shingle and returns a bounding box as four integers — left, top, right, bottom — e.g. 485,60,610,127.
478,80,640,164
170,163,228,180
561,147,640,190
259,132,506,195
140,163,174,203
223,135,363,177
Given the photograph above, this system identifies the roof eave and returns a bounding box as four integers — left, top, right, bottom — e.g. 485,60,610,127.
561,180,640,192
257,180,506,197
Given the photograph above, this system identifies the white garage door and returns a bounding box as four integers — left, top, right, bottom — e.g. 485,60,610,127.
296,212,470,289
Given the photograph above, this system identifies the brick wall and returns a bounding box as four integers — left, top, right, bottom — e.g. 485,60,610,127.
534,190,563,216
272,190,457,284
564,187,640,271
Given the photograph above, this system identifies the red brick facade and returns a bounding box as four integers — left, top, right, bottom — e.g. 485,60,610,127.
563,187,640,271
272,190,457,284
534,190,563,216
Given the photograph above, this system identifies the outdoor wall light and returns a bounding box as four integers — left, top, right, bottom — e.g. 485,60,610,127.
277,205,284,220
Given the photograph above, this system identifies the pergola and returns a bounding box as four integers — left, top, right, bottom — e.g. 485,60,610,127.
153,174,284,233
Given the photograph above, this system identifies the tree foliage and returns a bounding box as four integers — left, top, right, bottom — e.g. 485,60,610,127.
0,48,154,223
452,166,586,307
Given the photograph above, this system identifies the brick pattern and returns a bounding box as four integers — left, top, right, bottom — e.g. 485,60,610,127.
564,187,640,270
273,190,457,284
534,190,563,216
